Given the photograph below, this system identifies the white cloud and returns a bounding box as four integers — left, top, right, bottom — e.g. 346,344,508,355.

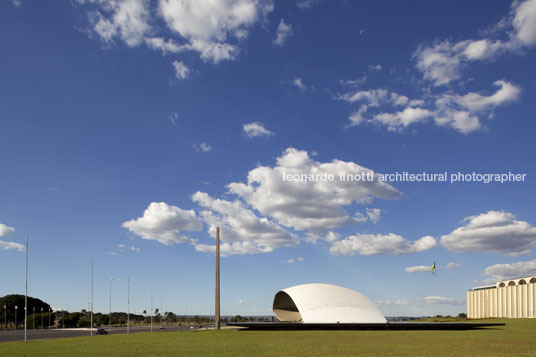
376,299,409,306
89,0,151,47
424,296,464,305
297,257,305,261
169,112,178,126
0,223,15,237
329,234,436,256
243,122,274,138
453,80,520,112
144,37,188,54
339,76,367,86
172,60,189,79
405,265,432,273
81,0,274,64
273,19,293,46
292,77,309,91
366,208,381,223
341,81,520,133
191,191,299,256
0,240,24,252
369,64,382,71
11,0,22,7
440,211,536,256
414,0,536,86
237,299,244,304
194,142,212,152
158,0,272,63
483,259,536,281
122,202,202,245
446,262,460,270
339,89,432,129
372,107,433,131
512,0,536,46
284,258,294,264
228,148,402,232
296,0,319,9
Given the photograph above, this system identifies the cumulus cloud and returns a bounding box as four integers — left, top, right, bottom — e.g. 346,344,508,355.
243,122,274,138
172,60,189,79
483,259,536,281
366,208,382,224
228,148,402,232
339,89,432,130
0,223,15,237
414,0,536,86
434,80,520,133
512,0,536,46
424,296,464,305
88,0,151,47
0,240,24,252
81,0,274,64
447,262,460,269
329,234,436,256
440,211,536,256
122,202,202,245
273,19,293,46
340,81,520,133
405,265,432,273
191,191,298,255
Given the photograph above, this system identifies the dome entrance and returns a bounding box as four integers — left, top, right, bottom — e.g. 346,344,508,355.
273,291,302,322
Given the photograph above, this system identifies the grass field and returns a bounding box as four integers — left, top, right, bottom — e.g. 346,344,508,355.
0,319,535,356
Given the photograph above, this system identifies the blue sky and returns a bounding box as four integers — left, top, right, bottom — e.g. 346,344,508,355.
1,0,536,317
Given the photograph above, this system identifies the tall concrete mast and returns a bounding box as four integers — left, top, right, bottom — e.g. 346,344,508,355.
215,226,221,330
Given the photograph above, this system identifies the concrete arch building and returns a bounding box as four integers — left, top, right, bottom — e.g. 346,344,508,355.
273,283,386,323
467,276,536,318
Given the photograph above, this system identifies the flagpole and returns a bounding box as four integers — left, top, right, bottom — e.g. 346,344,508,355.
90,259,93,336
24,234,28,343
434,271,437,319
127,273,130,335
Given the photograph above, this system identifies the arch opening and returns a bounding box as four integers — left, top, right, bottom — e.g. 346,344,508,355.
499,282,506,287
518,279,527,285
273,291,302,322
530,277,536,284
508,281,516,286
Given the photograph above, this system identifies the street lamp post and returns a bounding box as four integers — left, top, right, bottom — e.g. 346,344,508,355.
48,308,51,329
33,307,35,329
41,307,43,329
4,305,6,331
14,306,18,330
109,277,114,332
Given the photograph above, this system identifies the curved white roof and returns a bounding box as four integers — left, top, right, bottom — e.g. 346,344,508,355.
273,283,386,323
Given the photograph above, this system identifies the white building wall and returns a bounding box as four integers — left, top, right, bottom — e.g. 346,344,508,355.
467,276,536,319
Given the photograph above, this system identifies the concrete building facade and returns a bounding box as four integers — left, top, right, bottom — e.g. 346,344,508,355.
467,276,536,318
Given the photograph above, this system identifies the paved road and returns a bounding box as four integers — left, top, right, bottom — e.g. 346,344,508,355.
0,325,212,343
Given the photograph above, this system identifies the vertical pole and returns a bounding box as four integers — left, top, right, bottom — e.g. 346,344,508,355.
109,278,114,332
24,234,28,342
90,259,93,336
215,227,220,330
127,273,130,335
434,272,437,319
150,284,153,332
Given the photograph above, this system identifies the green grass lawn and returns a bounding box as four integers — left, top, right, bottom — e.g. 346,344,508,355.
1,319,535,356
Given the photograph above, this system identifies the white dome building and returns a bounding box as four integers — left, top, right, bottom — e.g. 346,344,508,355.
273,283,386,323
